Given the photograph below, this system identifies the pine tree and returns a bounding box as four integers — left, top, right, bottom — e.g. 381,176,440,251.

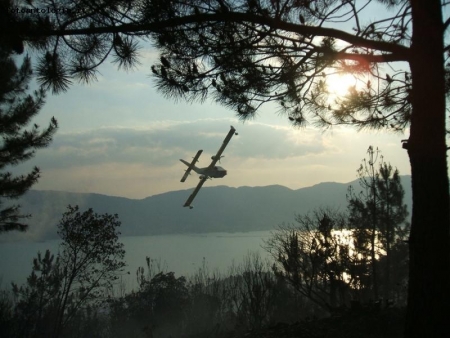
347,146,409,302
377,163,409,301
265,208,352,312
8,1,450,335
0,45,58,232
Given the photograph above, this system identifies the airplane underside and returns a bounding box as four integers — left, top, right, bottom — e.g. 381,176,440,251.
179,126,237,208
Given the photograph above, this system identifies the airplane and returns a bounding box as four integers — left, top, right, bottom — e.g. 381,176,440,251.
180,126,238,208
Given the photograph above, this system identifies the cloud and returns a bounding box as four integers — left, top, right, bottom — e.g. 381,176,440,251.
16,117,413,199
20,43,413,200
30,119,330,171
236,122,330,159
35,162,183,198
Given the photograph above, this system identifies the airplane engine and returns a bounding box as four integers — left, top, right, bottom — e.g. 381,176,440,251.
199,175,205,180
211,156,215,160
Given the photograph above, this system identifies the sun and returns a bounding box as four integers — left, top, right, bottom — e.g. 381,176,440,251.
326,73,357,98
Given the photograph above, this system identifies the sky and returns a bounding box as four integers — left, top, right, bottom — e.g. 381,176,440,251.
12,45,411,200
10,2,419,200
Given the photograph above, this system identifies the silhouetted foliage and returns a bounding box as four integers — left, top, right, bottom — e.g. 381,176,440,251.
0,288,15,337
347,146,409,302
106,252,312,338
266,148,409,314
53,205,126,337
5,1,450,335
187,259,229,336
16,0,412,131
265,208,354,312
109,257,189,338
11,250,62,338
226,253,278,331
4,248,408,338
10,205,125,338
0,44,57,232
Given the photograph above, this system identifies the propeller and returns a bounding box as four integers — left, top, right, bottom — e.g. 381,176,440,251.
211,155,225,163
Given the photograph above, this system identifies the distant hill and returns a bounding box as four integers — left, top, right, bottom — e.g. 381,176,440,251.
1,176,412,242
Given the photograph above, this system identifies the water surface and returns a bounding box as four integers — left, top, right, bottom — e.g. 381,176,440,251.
0,231,273,290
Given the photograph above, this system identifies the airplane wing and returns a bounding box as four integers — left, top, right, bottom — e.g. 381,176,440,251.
183,176,208,208
208,126,236,169
180,150,203,182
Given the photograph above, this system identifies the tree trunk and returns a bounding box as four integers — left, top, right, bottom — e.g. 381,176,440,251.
405,1,450,337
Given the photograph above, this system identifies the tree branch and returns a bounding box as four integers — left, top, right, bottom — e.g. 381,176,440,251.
31,12,410,61
331,51,408,63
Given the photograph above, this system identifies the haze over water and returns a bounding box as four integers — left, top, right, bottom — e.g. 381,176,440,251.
0,231,273,291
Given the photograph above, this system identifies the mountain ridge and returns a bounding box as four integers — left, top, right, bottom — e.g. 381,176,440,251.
1,176,412,242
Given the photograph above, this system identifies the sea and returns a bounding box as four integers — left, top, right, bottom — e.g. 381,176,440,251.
0,231,274,291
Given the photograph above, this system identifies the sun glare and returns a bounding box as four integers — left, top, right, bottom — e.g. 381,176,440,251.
326,73,357,98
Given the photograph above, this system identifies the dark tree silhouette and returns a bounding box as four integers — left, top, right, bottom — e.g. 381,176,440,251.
375,163,409,302
8,1,450,336
13,206,125,338
10,206,125,338
226,252,278,331
265,208,353,312
110,259,189,338
0,45,57,232
11,250,62,338
52,205,126,338
347,146,409,302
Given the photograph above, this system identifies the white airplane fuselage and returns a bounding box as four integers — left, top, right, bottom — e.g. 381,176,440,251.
180,159,227,178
